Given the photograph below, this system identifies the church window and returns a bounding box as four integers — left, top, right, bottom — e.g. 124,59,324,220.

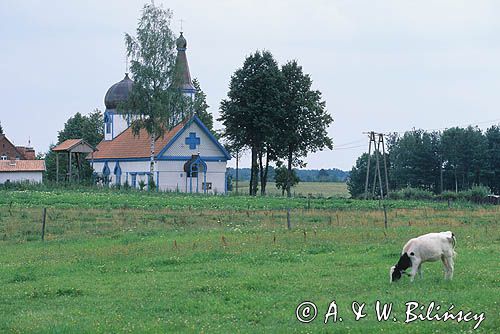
104,112,111,134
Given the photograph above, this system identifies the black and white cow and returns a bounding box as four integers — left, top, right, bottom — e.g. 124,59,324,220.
390,231,456,282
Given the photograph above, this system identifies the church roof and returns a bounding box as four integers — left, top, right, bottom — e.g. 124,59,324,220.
90,120,187,160
89,116,231,161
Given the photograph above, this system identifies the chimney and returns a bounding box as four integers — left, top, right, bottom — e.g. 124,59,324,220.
24,147,36,160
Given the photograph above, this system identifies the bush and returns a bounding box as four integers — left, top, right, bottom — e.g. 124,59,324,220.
440,191,458,201
389,187,434,200
458,186,491,203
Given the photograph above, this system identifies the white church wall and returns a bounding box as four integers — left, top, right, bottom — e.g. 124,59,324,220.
156,160,226,193
104,111,129,141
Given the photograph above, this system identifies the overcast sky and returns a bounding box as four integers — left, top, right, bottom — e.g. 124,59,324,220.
1,0,499,170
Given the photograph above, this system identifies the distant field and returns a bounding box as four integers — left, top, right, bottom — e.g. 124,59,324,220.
0,189,498,333
232,181,349,197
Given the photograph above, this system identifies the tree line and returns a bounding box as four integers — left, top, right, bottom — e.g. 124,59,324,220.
227,167,348,183
348,125,500,197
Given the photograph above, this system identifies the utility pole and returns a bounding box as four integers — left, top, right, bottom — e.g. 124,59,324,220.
379,133,390,197
364,131,375,199
364,131,390,199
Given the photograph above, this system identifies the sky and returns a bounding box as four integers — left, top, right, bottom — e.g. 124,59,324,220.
1,0,499,171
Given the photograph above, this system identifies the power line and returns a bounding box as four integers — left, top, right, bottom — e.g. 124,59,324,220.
333,117,500,152
333,144,366,150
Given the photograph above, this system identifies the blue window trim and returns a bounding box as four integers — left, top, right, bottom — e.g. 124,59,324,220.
102,161,110,176
104,110,116,137
113,161,122,176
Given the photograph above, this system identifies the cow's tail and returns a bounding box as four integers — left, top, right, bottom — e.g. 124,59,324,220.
450,232,457,257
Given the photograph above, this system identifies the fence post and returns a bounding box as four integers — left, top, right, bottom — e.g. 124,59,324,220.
383,205,388,230
287,208,291,230
41,208,47,241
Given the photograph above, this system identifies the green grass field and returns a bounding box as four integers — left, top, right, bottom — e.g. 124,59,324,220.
0,188,499,333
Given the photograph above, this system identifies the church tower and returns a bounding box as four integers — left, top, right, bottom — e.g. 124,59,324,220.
173,32,196,100
102,32,196,141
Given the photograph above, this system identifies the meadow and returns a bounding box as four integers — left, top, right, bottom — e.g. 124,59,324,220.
0,187,499,333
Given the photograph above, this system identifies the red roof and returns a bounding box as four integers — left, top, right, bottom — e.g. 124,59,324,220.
52,139,84,151
0,160,46,172
91,121,186,160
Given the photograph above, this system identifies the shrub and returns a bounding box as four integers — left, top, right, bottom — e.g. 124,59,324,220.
459,186,491,203
390,187,434,200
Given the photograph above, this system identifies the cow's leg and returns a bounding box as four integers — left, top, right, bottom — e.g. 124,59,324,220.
409,259,421,282
442,255,451,279
447,256,454,280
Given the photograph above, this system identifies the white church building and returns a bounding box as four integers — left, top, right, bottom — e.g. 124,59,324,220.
90,33,231,194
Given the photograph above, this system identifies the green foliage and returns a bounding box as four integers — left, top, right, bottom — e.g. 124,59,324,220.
122,3,188,184
274,166,299,195
441,126,488,191
56,110,103,147
457,185,491,203
45,110,103,183
220,55,332,197
192,78,214,133
276,60,333,197
387,130,440,192
219,50,283,196
485,125,500,194
349,124,500,198
347,152,388,198
389,187,434,200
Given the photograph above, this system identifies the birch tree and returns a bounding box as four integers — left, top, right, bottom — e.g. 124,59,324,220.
121,3,186,188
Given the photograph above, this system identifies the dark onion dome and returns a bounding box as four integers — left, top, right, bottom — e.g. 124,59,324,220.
104,73,134,109
176,32,187,50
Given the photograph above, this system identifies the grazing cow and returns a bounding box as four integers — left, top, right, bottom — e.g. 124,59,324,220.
390,231,456,283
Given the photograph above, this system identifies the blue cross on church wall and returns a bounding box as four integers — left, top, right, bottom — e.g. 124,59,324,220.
185,132,201,149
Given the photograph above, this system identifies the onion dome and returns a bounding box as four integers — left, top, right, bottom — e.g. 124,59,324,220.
104,73,134,109
176,32,187,50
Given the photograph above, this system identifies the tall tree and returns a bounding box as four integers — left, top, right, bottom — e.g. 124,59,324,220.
485,125,500,194
219,51,283,196
0,121,3,134
348,153,378,198
192,78,214,132
441,126,487,191
387,130,441,192
276,60,333,197
121,3,187,188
